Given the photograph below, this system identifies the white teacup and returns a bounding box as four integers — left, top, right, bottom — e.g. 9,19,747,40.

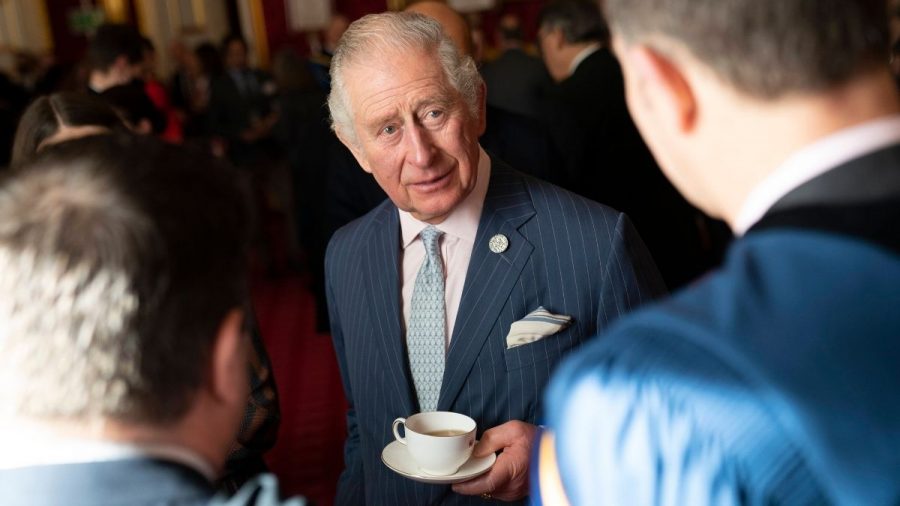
392,411,477,476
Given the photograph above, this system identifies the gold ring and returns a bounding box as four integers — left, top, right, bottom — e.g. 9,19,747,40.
481,492,492,500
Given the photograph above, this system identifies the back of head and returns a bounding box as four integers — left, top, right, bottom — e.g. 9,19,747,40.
328,12,481,144
603,0,890,99
272,48,316,92
0,134,252,426
324,14,350,51
405,1,474,56
498,14,524,45
88,24,144,72
220,33,247,54
11,92,124,167
539,0,609,45
195,42,224,77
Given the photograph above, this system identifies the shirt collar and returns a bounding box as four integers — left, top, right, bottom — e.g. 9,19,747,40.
734,115,900,235
399,146,491,248
568,44,601,76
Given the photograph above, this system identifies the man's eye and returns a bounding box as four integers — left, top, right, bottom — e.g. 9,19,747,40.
382,125,397,135
427,110,443,119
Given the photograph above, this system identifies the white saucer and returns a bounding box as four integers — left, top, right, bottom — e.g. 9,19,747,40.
381,440,496,484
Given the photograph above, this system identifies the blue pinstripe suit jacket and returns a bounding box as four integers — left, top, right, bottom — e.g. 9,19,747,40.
325,157,665,505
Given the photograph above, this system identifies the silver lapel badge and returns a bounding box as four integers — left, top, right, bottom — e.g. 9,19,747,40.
489,234,509,254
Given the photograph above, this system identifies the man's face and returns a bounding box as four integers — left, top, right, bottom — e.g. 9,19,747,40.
340,48,485,224
538,26,568,82
224,40,247,70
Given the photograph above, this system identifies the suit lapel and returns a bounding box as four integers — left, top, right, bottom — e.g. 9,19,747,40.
753,143,900,255
770,143,900,212
362,204,415,414
438,161,536,411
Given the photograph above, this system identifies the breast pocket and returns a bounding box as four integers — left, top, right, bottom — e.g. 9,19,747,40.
502,325,582,372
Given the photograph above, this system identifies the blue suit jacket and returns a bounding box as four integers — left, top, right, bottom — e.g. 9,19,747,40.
0,458,302,506
325,158,665,505
536,143,900,505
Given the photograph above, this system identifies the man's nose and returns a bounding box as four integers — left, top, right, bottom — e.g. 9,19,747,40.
405,124,437,168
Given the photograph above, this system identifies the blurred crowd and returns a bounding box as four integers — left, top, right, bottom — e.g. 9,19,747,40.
2,5,900,317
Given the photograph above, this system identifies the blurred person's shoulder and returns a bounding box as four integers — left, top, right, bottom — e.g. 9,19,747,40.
211,473,306,506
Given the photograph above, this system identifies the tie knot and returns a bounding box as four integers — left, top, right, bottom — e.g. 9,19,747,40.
420,226,443,258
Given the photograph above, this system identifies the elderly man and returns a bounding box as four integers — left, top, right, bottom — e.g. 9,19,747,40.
536,0,900,504
324,12,664,505
0,135,300,506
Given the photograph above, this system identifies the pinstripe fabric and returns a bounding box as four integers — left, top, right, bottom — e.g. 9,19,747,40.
325,156,665,505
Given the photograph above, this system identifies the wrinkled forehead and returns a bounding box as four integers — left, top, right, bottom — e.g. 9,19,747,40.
343,44,449,98
342,33,440,71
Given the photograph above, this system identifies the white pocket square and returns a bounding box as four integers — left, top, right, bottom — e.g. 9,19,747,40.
506,306,573,349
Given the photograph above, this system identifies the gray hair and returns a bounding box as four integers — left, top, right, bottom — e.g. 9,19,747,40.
328,12,482,145
0,134,251,425
0,166,146,421
603,0,890,99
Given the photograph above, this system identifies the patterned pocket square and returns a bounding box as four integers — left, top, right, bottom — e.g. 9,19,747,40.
506,306,573,349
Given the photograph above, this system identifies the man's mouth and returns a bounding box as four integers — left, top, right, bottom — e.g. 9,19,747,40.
409,171,452,193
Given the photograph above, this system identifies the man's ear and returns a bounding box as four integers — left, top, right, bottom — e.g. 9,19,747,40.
334,128,373,174
208,308,247,405
623,45,697,134
547,27,566,52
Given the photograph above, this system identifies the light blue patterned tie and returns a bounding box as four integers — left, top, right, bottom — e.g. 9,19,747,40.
408,225,446,412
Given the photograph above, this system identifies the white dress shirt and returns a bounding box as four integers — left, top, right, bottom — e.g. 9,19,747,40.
734,115,900,235
399,147,491,348
568,44,601,77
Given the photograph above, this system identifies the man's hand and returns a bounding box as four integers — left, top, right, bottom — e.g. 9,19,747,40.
452,420,537,501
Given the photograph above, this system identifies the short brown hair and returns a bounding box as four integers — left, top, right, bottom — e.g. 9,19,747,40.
11,92,125,167
0,134,252,425
88,23,144,71
603,0,890,98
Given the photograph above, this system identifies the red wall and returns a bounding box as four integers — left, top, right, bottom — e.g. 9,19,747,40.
260,0,310,57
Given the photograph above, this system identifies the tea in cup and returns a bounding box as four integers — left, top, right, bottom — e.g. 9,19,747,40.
391,411,476,475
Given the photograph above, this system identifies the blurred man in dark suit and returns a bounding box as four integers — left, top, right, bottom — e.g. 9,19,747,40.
480,14,552,120
208,34,278,167
87,24,164,135
538,0,718,288
535,0,900,503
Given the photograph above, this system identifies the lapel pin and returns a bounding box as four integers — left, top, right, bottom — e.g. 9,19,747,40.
489,234,509,254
